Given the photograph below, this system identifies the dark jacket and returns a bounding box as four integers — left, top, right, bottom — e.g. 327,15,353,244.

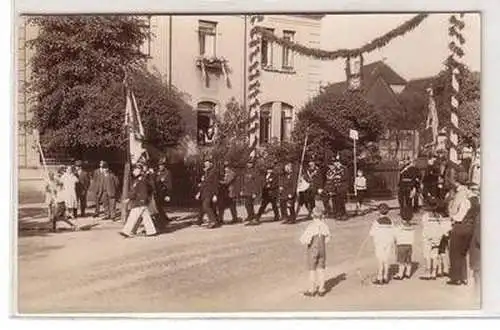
220,167,238,198
198,167,219,200
262,171,279,198
399,164,420,190
303,166,323,192
102,172,119,198
91,168,105,196
280,171,296,198
241,167,261,196
155,168,172,197
324,164,347,194
75,169,91,195
129,176,152,208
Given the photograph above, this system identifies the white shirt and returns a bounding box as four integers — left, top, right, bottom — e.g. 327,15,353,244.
395,225,415,245
355,176,367,190
449,186,471,223
300,219,331,246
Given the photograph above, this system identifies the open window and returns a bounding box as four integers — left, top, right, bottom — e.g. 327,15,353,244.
259,103,272,144
280,103,293,142
197,101,216,145
198,20,217,57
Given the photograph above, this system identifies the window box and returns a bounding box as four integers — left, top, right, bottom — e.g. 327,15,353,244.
195,56,232,88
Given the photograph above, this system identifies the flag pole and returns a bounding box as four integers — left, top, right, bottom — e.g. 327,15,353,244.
120,69,131,223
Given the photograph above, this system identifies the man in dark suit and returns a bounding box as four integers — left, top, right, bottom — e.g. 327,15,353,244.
195,159,219,229
280,162,297,224
92,160,107,218
249,165,280,226
74,160,90,217
101,164,119,220
297,160,323,220
218,161,241,225
240,160,260,224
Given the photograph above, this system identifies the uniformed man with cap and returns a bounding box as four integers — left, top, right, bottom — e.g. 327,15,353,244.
218,160,241,225
280,161,297,224
195,158,220,229
154,158,172,227
240,159,260,224
249,164,280,226
398,157,420,217
296,160,323,220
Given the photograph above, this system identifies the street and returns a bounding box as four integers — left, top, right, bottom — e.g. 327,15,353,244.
16,204,479,314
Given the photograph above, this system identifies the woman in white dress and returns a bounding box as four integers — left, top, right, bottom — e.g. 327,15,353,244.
60,165,79,219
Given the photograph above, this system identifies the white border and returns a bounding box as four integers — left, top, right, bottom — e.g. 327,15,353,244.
6,0,500,325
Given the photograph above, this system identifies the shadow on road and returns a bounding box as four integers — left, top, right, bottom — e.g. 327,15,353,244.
18,207,48,220
324,272,347,294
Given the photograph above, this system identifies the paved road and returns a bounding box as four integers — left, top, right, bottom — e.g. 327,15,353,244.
16,206,479,314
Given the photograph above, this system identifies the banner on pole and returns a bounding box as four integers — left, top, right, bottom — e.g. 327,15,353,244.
349,129,359,140
124,88,147,164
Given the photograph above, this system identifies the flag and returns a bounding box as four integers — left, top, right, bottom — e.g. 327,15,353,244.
124,88,147,164
424,88,439,147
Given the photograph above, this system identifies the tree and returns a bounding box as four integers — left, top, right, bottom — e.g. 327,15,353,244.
26,16,187,158
293,90,385,166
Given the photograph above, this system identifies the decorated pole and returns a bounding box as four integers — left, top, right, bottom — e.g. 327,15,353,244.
448,13,466,180
247,15,264,158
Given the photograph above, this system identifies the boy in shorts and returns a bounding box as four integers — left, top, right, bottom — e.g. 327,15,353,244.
300,207,332,297
393,207,415,280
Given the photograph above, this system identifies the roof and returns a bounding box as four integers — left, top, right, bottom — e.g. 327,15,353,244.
324,60,407,96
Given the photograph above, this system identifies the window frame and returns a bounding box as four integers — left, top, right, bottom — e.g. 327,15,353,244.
198,20,218,57
259,106,272,145
281,30,295,70
196,101,217,146
280,104,293,142
261,28,274,68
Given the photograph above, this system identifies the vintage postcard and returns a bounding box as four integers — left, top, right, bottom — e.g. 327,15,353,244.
14,11,481,315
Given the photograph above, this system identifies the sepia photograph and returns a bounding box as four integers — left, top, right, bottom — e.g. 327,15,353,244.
14,12,481,314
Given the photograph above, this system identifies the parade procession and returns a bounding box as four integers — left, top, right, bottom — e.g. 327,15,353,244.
16,13,481,313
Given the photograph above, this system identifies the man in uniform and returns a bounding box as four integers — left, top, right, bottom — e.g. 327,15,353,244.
280,161,297,224
248,165,280,226
296,160,322,220
240,159,260,224
195,159,219,229
422,155,440,204
331,156,348,220
154,158,172,228
398,157,420,216
218,161,241,225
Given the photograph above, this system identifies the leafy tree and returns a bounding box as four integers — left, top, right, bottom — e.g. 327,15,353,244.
26,16,187,158
293,90,385,167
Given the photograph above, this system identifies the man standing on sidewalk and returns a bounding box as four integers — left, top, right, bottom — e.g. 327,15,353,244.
101,165,119,220
74,160,90,217
240,159,260,224
154,158,172,227
92,160,106,218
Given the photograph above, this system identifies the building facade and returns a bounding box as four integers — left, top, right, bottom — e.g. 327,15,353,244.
146,14,323,145
16,15,323,170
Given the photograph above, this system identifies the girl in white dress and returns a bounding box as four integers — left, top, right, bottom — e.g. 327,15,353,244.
60,165,79,219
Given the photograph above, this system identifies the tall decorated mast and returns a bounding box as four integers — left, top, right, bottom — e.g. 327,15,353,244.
448,13,466,181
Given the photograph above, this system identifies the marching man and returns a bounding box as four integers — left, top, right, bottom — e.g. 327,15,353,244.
249,165,280,226
120,163,158,238
195,159,220,229
296,160,322,220
280,161,297,224
240,159,260,224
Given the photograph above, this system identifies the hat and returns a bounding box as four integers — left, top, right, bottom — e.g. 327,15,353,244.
378,203,390,215
74,160,83,167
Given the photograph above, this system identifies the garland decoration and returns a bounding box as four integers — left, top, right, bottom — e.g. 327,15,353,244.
253,14,428,61
248,14,264,156
447,13,466,169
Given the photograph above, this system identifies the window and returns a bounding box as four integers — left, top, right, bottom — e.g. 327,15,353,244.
261,28,274,67
280,104,293,142
197,101,216,145
198,20,217,57
282,30,295,69
259,103,272,144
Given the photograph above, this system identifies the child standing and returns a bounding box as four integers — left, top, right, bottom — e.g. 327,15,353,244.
354,169,367,215
369,203,396,285
300,207,332,297
393,207,416,280
420,199,444,280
